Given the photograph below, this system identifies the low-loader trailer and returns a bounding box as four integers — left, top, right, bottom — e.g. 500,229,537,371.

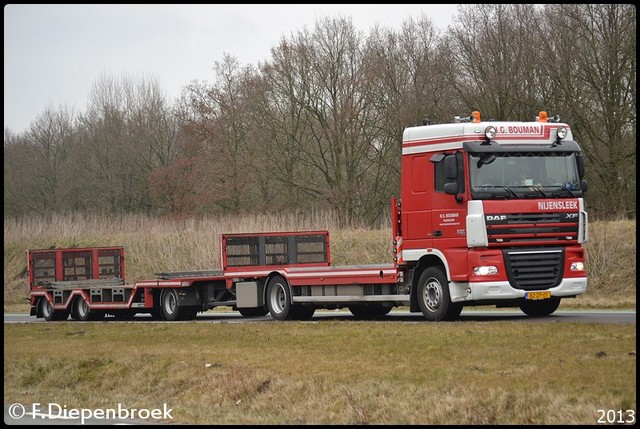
29,111,589,322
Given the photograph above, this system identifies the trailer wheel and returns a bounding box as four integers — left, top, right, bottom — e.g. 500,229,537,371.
75,297,91,321
74,297,104,321
416,267,462,321
161,289,181,321
40,298,55,321
519,297,561,317
40,298,69,321
266,275,292,321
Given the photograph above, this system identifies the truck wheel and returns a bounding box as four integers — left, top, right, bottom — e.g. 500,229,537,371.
238,307,269,317
348,305,392,320
519,297,561,317
266,275,292,321
416,267,461,321
161,289,181,321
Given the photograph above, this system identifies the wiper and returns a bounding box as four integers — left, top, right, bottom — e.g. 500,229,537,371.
480,185,519,199
530,185,548,198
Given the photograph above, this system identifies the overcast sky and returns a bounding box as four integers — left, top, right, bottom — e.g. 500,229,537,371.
4,4,459,134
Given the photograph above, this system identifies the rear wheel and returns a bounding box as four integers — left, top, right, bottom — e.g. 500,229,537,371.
266,275,292,320
416,267,462,321
519,297,561,317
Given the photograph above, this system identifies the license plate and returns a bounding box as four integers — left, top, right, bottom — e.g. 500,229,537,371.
526,291,551,300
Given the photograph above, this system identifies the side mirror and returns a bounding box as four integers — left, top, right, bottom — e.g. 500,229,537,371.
444,155,458,180
580,179,588,192
444,182,459,195
577,154,585,178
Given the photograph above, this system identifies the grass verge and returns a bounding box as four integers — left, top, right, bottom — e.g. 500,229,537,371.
4,321,636,424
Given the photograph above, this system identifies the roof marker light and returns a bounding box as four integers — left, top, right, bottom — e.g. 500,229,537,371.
538,111,548,122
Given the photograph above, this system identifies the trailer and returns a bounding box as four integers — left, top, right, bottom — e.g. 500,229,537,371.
29,111,589,322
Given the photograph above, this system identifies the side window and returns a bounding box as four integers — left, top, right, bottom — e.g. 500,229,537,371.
433,152,465,193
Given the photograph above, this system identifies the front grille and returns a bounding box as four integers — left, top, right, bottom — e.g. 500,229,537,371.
486,212,579,246
503,248,564,290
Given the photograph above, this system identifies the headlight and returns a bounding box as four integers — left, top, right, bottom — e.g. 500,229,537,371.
484,126,496,140
473,266,498,276
556,126,567,140
570,262,584,271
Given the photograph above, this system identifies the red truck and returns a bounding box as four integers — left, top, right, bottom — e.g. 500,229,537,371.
29,111,589,322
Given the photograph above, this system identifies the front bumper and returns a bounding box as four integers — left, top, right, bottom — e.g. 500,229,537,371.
450,277,587,303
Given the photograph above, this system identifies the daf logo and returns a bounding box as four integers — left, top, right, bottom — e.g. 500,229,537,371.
486,215,507,221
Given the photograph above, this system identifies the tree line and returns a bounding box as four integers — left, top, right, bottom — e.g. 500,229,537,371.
4,4,636,224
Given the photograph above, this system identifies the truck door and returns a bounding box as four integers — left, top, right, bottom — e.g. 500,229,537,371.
431,152,467,246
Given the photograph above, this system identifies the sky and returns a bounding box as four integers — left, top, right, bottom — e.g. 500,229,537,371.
4,4,459,134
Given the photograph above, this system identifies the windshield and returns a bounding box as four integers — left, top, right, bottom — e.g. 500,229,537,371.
469,152,583,199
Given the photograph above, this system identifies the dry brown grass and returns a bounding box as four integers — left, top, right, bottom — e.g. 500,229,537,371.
3,213,636,310
3,321,636,424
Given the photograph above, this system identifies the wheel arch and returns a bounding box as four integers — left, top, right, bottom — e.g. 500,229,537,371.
410,253,450,312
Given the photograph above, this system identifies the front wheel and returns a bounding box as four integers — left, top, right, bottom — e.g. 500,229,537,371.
519,297,561,317
416,267,461,321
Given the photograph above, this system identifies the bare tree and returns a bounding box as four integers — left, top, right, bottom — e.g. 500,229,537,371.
541,4,636,218
446,4,547,120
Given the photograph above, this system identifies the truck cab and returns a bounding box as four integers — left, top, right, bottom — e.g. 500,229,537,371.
397,111,588,320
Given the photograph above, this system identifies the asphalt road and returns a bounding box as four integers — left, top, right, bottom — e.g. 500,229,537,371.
4,309,636,324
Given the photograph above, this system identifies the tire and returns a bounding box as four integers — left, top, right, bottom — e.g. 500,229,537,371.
519,297,561,317
74,296,104,321
416,267,462,321
75,297,90,321
39,298,68,321
238,307,269,317
266,275,293,321
348,305,392,320
40,298,55,322
161,289,181,321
